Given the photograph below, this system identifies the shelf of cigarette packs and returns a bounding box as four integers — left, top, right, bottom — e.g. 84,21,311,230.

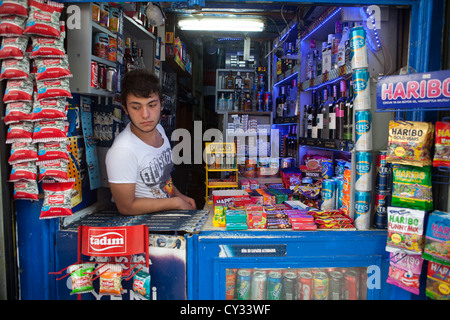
225,266,368,300
1,0,77,219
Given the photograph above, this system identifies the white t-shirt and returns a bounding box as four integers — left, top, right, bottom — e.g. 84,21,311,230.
105,123,174,199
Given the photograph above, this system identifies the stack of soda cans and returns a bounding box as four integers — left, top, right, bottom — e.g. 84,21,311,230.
350,25,373,230
373,150,391,228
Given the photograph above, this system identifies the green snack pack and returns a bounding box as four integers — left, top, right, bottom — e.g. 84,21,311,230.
68,263,95,295
391,165,433,211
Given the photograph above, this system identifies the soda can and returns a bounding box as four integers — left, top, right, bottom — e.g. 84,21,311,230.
329,271,344,300
343,169,351,194
355,111,372,151
236,269,251,300
359,269,368,300
298,271,313,300
106,67,116,92
283,271,297,300
313,271,329,300
373,190,390,229
375,150,391,192
90,61,98,88
335,177,344,209
355,151,372,192
321,158,334,179
225,269,236,300
321,179,336,210
354,191,372,230
341,193,350,215
350,26,368,69
250,271,267,300
98,64,107,89
344,270,360,300
267,271,282,300
263,92,270,111
353,68,371,111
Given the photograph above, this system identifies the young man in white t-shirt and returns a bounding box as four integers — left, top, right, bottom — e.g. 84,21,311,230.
105,69,196,215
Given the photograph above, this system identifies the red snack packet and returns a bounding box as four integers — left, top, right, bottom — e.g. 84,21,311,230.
3,77,33,103
0,0,28,17
35,57,71,81
6,121,33,143
32,120,67,143
433,121,450,168
31,22,66,58
31,98,67,122
14,180,39,201
4,101,33,125
10,161,37,182
36,78,72,101
40,181,74,219
24,0,63,38
8,142,38,164
0,36,28,60
37,141,69,165
0,15,26,36
0,56,30,81
38,160,68,182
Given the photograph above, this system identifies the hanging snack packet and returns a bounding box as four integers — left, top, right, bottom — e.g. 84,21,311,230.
0,0,28,17
31,22,66,59
0,36,28,60
386,120,434,167
35,56,71,81
0,15,26,37
391,165,433,211
31,98,67,122
99,264,123,296
0,56,30,80
13,180,38,200
37,141,69,165
40,181,74,218
423,211,450,265
68,263,95,295
3,77,33,103
426,261,450,300
24,0,63,38
433,121,450,168
386,206,427,254
10,161,37,182
132,269,151,299
32,120,67,143
8,142,38,164
387,252,424,295
38,160,68,181
6,121,33,143
36,78,72,100
4,101,32,124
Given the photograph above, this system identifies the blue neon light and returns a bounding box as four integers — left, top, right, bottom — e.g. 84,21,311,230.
274,71,298,87
304,76,344,91
301,8,342,42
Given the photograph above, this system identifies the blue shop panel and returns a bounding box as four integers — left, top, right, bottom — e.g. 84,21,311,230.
188,230,426,300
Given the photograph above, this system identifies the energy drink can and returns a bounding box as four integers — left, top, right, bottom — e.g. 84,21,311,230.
236,269,251,300
250,270,267,300
354,191,372,230
353,68,371,111
355,111,372,151
350,26,368,69
321,179,336,210
355,151,373,192
375,150,391,192
373,190,390,229
267,271,282,300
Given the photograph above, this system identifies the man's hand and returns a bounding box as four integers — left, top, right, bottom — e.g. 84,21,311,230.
173,196,196,210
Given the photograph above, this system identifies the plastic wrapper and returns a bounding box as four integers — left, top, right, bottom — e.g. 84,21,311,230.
391,165,433,211
40,181,74,218
36,78,72,100
13,180,38,200
8,141,38,164
4,101,32,124
3,77,33,103
426,261,450,300
0,56,30,81
423,211,450,265
24,0,63,38
31,98,67,122
6,121,33,143
387,252,424,295
38,160,68,182
31,22,65,58
35,56,71,81
132,269,151,299
37,141,69,165
68,263,95,295
0,36,28,60
0,0,28,17
433,121,450,168
386,120,434,167
0,15,26,37
99,264,123,296
32,119,67,143
9,161,37,182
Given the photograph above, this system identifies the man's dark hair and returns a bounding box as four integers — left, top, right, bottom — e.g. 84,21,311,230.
121,69,162,108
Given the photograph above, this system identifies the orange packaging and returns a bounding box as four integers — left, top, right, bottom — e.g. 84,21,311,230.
99,264,123,295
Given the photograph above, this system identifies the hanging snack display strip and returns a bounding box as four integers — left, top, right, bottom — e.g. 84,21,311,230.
1,0,75,219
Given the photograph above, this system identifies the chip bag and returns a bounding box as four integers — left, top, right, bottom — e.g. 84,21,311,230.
0,0,28,17
391,165,433,211
0,56,30,81
24,0,63,38
68,263,95,295
8,141,38,164
132,269,151,299
386,120,434,167
99,264,123,296
9,161,37,182
4,101,32,124
0,36,28,60
40,181,74,218
13,180,38,200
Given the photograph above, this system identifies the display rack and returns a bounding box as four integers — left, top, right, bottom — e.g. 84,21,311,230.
204,142,238,204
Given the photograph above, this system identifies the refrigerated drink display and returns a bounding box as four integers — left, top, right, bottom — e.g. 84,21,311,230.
224,267,368,300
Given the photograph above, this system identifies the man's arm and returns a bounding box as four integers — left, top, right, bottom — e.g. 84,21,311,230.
171,185,197,209
110,183,195,215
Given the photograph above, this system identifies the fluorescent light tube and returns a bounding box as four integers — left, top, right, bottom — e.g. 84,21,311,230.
178,18,264,32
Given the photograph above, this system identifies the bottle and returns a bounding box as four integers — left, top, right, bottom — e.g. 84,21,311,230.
344,81,354,140
235,72,243,88
306,40,315,80
337,24,349,67
328,85,337,140
233,85,240,111
283,86,291,117
227,93,234,111
335,80,346,139
226,72,234,89
306,96,313,138
218,93,226,111
276,87,285,118
320,89,329,139
136,49,146,69
317,90,324,139
311,97,318,139
316,49,322,77
302,104,309,137
244,93,252,112
222,72,227,89
124,38,134,73
244,73,251,89
239,84,245,111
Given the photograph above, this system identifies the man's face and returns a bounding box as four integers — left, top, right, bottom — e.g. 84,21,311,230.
123,92,162,133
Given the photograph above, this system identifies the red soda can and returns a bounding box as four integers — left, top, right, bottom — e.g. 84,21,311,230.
344,270,359,300
98,64,106,89
298,271,313,300
263,92,270,111
359,269,367,300
90,61,98,88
